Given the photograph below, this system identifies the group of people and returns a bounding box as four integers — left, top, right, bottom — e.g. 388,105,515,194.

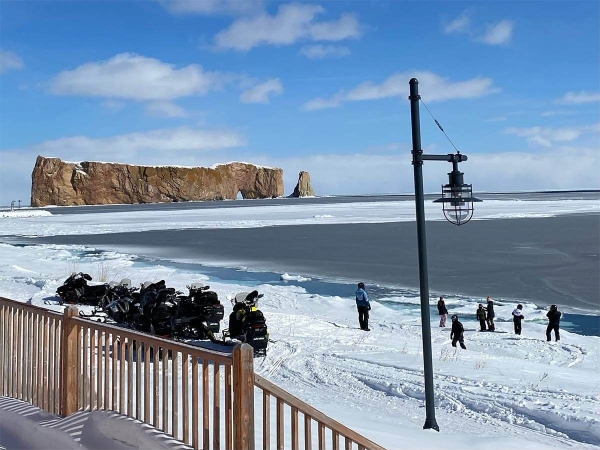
475,297,496,331
509,303,561,341
439,296,563,348
355,283,564,347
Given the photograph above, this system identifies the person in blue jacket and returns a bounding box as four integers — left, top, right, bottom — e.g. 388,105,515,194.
355,282,371,331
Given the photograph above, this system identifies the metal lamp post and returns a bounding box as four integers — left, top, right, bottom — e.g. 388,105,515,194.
409,78,481,431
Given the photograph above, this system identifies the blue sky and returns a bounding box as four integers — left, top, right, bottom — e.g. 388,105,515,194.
0,0,598,205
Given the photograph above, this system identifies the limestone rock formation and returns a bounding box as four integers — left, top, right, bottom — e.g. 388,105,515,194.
31,156,284,206
290,171,315,197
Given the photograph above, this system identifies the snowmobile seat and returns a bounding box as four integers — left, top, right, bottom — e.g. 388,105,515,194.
245,310,266,327
194,290,219,306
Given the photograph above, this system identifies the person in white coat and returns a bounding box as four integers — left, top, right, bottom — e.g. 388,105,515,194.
512,304,525,335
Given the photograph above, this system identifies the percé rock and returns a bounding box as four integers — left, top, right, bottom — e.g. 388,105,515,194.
290,171,315,197
31,156,284,206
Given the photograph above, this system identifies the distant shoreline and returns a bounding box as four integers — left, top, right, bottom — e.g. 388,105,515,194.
3,188,599,210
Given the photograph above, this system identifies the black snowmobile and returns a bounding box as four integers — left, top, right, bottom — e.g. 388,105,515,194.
171,284,225,340
56,272,112,306
224,290,269,356
104,279,140,324
129,280,176,337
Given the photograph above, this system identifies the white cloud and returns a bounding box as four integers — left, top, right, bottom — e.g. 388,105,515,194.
479,20,514,45
506,123,599,148
49,53,282,111
302,92,346,111
11,127,244,156
145,101,187,117
555,91,600,104
160,0,263,15
247,145,600,196
213,4,361,51
443,13,470,34
303,71,498,110
0,48,24,74
299,44,350,59
443,13,515,46
101,100,126,112
309,13,360,41
464,146,600,192
540,110,576,117
50,53,221,101
239,78,283,104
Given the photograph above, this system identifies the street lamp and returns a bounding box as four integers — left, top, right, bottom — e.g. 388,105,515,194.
433,154,481,226
408,77,481,431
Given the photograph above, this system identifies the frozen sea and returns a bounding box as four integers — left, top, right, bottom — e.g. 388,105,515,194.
4,190,599,325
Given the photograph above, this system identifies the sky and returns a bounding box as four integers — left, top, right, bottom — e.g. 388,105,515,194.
0,0,599,205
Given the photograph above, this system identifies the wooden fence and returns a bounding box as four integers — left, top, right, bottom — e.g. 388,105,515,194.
254,375,385,450
0,298,63,415
0,296,385,450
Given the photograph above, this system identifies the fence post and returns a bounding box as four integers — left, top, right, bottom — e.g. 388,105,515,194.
60,306,79,416
233,343,255,450
0,302,4,396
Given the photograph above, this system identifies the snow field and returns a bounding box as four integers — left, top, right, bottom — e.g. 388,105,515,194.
1,242,599,449
0,199,597,237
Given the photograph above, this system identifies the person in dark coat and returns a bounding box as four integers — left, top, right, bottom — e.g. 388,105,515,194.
512,304,525,335
450,315,466,349
546,304,562,341
437,296,448,327
476,304,487,331
486,296,495,331
355,282,371,331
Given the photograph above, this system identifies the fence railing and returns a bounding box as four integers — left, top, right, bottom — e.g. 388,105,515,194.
1,296,385,450
254,375,385,450
70,315,242,450
0,298,63,415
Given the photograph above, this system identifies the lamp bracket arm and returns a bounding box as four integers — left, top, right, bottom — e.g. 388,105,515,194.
419,153,469,163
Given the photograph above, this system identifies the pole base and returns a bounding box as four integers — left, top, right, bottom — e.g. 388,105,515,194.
423,418,440,432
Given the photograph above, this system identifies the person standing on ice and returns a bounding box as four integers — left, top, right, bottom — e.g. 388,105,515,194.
546,304,562,341
486,296,495,331
512,304,525,335
355,282,371,331
476,304,487,331
437,296,448,327
450,314,466,349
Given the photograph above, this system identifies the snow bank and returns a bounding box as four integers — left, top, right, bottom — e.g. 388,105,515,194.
210,161,277,170
0,209,52,218
0,397,194,450
280,273,312,282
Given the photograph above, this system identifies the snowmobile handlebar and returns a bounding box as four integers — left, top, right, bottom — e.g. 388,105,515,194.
187,285,210,291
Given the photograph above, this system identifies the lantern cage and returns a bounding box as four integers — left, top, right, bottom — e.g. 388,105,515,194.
433,166,482,226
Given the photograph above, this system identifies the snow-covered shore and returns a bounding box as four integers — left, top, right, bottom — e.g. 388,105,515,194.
1,241,599,449
0,209,52,219
0,198,597,237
